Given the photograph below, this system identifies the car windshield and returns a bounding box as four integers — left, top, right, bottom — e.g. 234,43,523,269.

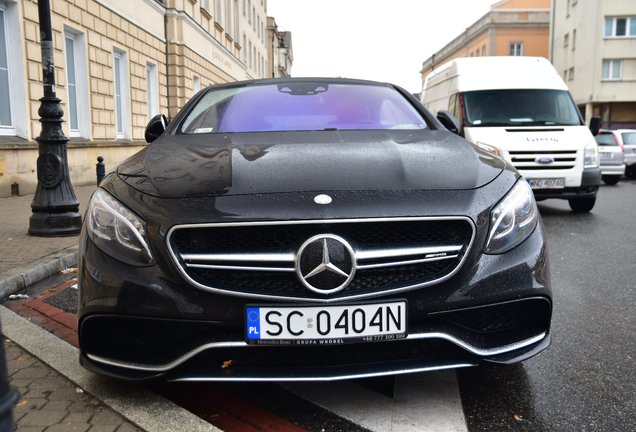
462,89,581,127
621,132,636,145
595,133,619,146
179,82,428,133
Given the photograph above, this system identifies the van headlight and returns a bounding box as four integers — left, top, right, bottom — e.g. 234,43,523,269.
485,180,539,254
86,189,154,265
584,142,599,168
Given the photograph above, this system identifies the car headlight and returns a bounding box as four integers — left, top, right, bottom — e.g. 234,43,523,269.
476,142,501,157
485,180,539,254
86,189,154,265
584,141,599,168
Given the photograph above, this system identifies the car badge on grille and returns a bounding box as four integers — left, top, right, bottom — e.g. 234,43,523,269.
314,194,332,205
296,234,356,294
535,156,554,164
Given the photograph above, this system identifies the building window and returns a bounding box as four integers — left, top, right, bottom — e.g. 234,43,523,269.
243,0,246,16
564,33,569,47
225,0,232,35
481,46,486,56
572,29,576,51
64,29,89,138
201,0,210,13
0,9,13,130
568,67,574,81
243,33,247,61
215,0,223,26
146,62,159,121
509,42,523,56
602,60,622,80
193,75,200,94
113,50,130,139
605,17,636,37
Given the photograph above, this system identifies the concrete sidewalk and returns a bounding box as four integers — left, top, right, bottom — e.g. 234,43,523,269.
0,185,218,431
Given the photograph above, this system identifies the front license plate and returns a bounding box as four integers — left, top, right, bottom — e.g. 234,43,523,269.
527,177,565,189
245,301,407,345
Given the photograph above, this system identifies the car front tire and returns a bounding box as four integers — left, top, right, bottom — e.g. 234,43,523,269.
602,175,620,185
569,196,596,212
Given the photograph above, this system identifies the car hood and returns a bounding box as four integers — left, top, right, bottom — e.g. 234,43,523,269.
117,130,506,198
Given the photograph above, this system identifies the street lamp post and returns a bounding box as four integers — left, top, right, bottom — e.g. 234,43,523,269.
29,0,82,236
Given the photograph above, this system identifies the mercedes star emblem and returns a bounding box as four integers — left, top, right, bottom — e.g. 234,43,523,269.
296,234,356,294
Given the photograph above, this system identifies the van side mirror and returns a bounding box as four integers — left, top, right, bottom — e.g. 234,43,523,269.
437,110,460,135
589,116,601,137
145,114,169,143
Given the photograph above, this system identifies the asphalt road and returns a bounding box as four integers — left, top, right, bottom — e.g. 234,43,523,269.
459,178,636,432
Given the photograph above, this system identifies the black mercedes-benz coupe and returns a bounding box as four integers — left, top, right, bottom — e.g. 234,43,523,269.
78,78,551,381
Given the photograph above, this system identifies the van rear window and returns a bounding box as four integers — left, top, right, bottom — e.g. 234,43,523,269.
462,89,581,127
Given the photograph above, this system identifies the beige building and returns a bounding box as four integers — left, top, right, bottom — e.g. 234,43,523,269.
266,16,293,78
420,0,551,89
0,0,288,198
551,0,636,128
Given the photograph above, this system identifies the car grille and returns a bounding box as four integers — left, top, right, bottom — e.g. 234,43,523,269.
508,150,577,170
168,218,474,301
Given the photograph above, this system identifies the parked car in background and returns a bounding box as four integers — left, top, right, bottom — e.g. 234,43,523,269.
595,130,625,185
77,78,552,382
613,129,636,178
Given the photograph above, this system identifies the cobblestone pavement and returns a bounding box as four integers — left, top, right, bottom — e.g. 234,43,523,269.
0,185,95,280
6,339,141,432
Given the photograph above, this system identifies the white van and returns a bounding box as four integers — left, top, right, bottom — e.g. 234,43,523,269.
421,56,601,212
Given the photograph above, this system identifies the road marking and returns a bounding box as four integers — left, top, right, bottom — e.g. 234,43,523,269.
283,371,468,432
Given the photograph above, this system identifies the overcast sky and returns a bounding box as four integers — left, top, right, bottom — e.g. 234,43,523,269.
266,0,497,93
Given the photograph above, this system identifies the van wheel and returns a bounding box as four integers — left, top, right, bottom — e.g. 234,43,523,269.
626,166,636,178
569,197,596,212
602,175,620,185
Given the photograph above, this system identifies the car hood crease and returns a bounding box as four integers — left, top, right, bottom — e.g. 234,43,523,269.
117,131,505,198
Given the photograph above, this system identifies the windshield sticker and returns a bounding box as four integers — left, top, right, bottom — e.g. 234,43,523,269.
194,127,214,134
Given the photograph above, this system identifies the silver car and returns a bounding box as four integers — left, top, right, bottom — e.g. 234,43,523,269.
614,129,636,178
595,130,625,185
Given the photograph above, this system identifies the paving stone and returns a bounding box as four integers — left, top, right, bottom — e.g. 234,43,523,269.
14,397,48,412
14,427,46,432
29,376,73,390
45,423,92,432
90,408,127,426
12,365,50,380
42,400,73,412
89,425,119,432
63,411,94,424
18,409,67,426
114,423,144,432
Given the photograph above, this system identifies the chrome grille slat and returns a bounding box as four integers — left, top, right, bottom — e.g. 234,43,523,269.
167,217,475,302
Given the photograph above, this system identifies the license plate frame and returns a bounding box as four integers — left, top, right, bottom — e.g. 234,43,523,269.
245,300,407,345
526,177,565,189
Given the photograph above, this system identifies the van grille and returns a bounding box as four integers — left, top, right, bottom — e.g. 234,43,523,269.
508,150,577,170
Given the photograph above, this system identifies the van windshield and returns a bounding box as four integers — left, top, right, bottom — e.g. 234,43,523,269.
463,89,582,127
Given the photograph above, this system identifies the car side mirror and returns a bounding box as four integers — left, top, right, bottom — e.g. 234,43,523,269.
145,114,168,143
437,110,460,135
589,116,601,137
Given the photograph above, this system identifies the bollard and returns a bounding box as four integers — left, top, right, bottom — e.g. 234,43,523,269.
96,156,105,186
0,319,19,432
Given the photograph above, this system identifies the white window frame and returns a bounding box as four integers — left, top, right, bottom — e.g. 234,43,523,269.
601,60,622,81
64,28,89,138
509,42,523,56
604,17,636,38
146,62,159,121
113,49,131,139
0,3,26,138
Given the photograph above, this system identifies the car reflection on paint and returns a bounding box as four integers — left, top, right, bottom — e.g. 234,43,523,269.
77,78,552,381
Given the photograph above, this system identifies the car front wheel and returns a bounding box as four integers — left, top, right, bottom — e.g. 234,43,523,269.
602,175,620,185
569,196,596,212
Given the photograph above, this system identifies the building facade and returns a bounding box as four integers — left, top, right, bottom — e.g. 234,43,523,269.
0,0,287,198
420,0,550,89
551,0,636,128
266,16,293,78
